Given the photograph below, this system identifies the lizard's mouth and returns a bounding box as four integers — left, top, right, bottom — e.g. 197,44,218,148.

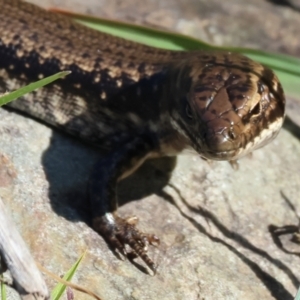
200,149,240,161
198,115,284,161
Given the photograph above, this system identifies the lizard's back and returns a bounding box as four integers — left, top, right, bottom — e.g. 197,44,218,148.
0,0,179,147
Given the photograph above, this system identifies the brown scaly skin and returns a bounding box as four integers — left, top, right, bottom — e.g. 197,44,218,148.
0,0,285,272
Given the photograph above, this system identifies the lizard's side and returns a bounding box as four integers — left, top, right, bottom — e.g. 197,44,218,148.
0,0,285,272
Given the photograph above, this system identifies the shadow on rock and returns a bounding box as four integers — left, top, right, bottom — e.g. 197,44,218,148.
269,191,300,257
158,184,299,300
41,130,176,226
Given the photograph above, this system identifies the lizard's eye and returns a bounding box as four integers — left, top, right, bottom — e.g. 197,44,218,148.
250,102,261,116
185,102,193,120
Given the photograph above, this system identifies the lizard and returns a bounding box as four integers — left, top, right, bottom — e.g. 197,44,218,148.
0,0,286,272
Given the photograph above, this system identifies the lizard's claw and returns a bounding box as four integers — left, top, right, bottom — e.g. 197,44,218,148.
93,215,159,273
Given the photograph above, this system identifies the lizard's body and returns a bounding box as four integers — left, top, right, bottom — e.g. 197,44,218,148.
0,0,285,271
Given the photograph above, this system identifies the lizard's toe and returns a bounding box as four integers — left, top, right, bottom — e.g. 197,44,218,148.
93,214,159,273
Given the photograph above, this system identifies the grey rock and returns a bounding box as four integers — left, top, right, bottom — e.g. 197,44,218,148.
3,0,300,299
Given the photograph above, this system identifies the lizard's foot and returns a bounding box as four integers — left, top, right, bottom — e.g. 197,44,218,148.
93,214,159,273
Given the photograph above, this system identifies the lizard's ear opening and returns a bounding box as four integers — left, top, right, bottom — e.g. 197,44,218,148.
185,101,193,120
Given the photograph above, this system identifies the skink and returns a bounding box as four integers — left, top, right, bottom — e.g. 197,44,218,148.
0,0,285,272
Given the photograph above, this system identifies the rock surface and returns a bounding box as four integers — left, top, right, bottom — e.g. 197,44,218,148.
2,0,300,299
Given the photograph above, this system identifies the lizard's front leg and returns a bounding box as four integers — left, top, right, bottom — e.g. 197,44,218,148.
89,131,160,272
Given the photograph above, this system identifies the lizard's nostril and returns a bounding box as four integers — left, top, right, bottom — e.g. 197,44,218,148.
228,128,236,140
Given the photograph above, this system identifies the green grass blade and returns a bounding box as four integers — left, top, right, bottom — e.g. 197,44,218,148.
0,71,71,106
294,287,300,300
54,10,300,100
51,252,86,300
274,71,299,99
76,19,211,51
1,278,6,300
53,10,217,51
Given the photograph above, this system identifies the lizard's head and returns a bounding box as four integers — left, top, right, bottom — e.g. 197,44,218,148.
169,52,285,161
